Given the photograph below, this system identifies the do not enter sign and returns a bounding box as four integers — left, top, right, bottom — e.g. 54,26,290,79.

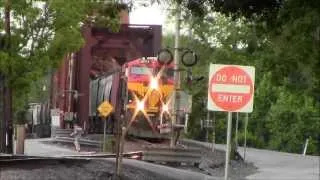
207,64,255,112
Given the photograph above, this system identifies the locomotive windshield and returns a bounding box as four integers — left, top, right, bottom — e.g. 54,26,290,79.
130,66,152,75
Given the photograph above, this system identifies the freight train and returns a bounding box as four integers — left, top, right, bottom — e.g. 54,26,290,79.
89,57,174,138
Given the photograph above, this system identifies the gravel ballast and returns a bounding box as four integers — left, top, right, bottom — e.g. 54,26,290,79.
0,159,177,180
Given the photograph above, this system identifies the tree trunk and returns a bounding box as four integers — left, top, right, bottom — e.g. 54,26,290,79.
4,0,13,154
0,75,6,153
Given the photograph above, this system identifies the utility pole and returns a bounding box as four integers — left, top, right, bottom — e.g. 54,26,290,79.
4,0,13,154
170,0,181,148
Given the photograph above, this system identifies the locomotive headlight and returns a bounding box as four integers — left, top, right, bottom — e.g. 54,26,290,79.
137,100,145,111
150,77,159,90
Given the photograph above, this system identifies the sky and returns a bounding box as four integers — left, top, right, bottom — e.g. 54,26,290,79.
129,3,174,34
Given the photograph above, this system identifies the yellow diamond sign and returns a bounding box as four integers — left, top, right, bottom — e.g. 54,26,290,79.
98,101,113,118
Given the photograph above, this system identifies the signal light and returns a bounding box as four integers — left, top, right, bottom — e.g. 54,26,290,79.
162,103,169,113
157,49,173,65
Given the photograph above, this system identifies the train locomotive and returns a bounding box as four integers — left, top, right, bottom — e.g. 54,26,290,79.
89,57,174,138
126,57,174,138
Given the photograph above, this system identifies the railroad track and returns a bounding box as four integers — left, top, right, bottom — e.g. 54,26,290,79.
50,130,205,167
51,128,73,138
53,136,102,147
0,155,91,166
142,147,202,167
63,151,143,159
0,151,143,165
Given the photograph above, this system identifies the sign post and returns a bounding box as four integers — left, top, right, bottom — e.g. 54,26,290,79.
207,64,255,180
244,113,248,161
225,112,232,180
97,101,113,152
235,112,239,150
212,112,215,152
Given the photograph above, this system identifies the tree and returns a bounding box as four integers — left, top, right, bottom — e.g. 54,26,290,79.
164,0,320,155
0,0,125,153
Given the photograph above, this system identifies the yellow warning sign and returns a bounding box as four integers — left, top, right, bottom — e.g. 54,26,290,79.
98,101,113,118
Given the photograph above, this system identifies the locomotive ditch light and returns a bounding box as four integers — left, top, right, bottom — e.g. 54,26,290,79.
162,103,169,113
136,100,145,112
157,48,173,65
181,50,198,67
160,102,171,125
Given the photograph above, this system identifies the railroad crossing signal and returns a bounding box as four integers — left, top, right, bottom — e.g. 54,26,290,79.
98,101,113,118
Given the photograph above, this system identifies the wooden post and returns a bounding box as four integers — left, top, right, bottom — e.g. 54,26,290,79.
115,68,127,179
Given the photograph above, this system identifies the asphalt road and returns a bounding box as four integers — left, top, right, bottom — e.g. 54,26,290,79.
186,140,320,180
236,145,320,180
24,138,79,157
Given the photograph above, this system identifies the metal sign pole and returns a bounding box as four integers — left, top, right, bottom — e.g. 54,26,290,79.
235,112,239,150
244,113,248,162
212,112,215,152
224,112,232,180
206,111,210,142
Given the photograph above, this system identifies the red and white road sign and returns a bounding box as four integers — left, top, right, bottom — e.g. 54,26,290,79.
207,64,255,112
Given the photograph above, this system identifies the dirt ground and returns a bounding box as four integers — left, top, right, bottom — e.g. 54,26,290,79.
39,136,258,180
0,159,177,180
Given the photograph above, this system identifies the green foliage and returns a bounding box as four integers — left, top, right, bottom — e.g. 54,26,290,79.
238,131,265,148
266,91,319,154
165,0,320,155
0,1,122,121
166,0,282,21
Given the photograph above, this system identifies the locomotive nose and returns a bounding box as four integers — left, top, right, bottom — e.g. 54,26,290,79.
148,90,161,108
